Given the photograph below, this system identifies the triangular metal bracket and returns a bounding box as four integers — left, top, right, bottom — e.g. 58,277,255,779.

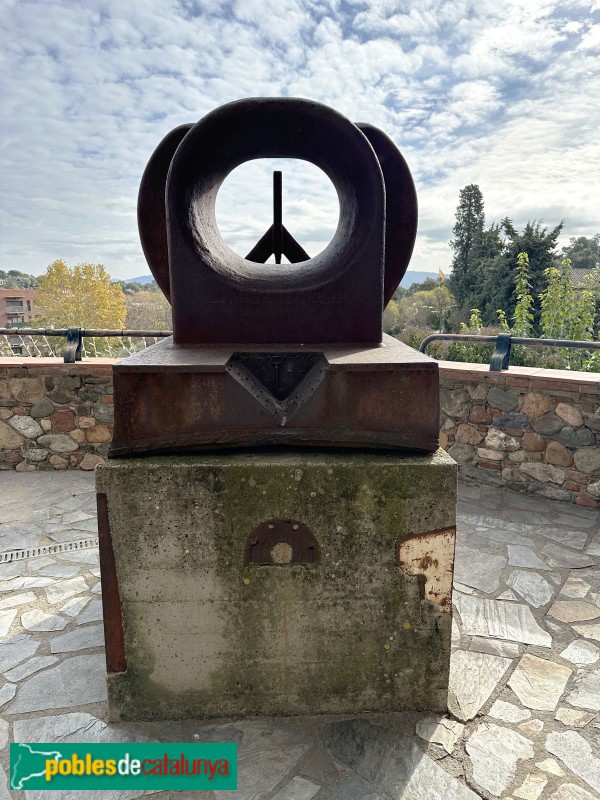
226,352,327,426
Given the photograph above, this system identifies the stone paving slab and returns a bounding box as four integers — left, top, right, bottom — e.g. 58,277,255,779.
0,473,599,799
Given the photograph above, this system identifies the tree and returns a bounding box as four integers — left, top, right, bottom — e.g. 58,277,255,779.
561,234,600,272
398,286,455,331
492,252,535,367
540,258,595,369
541,258,595,340
406,277,440,295
512,252,534,337
481,219,563,330
126,290,172,330
0,269,37,288
447,185,485,309
115,279,161,295
446,308,494,364
35,259,126,328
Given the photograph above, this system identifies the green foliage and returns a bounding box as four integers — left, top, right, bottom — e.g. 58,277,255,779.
455,254,600,371
392,278,442,306
391,285,408,302
539,258,596,369
497,309,510,332
541,258,576,340
447,184,486,309
406,277,440,295
467,308,483,331
397,286,455,332
382,299,401,335
446,308,493,364
396,326,442,358
561,234,600,272
489,252,534,366
441,186,600,369
512,252,534,337
116,279,161,295
0,269,37,288
446,185,567,329
479,218,563,330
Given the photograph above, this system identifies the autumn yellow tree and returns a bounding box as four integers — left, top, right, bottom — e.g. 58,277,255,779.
383,299,401,334
125,290,172,329
35,259,126,328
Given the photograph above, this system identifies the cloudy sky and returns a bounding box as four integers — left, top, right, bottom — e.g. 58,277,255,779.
1,0,599,283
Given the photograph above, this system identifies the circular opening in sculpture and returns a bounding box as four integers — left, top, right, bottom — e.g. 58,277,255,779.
215,158,340,264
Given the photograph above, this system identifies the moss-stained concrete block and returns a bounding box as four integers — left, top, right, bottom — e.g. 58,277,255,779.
96,449,457,720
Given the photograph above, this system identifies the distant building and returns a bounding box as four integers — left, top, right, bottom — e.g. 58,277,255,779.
0,289,38,328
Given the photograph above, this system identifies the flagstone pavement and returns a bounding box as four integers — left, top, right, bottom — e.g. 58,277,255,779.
0,471,599,800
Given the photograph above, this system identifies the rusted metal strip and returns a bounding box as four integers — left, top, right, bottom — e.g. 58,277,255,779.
397,527,456,612
273,170,283,264
96,493,126,673
246,519,318,565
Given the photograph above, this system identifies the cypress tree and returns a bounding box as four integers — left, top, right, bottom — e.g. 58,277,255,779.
447,185,485,311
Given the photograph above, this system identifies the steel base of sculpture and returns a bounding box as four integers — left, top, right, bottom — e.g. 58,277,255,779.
110,335,439,457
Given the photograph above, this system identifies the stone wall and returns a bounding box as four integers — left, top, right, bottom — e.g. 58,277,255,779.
1,356,600,507
439,361,600,508
0,359,113,472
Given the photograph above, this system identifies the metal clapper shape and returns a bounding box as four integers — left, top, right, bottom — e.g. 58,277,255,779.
246,520,318,565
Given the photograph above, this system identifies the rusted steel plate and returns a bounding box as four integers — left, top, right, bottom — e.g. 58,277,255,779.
138,104,417,331
110,338,439,457
96,493,126,674
355,122,418,307
245,520,318,565
127,99,429,455
167,99,384,344
137,123,192,302
397,527,456,612
136,98,420,345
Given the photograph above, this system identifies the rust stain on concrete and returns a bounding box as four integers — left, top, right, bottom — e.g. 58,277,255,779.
397,527,455,612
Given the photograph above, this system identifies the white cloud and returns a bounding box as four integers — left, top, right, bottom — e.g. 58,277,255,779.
0,0,598,283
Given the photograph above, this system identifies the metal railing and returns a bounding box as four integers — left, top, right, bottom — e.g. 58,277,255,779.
4,327,600,371
419,332,600,371
0,327,172,363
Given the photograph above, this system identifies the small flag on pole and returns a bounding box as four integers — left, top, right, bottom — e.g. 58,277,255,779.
439,268,446,281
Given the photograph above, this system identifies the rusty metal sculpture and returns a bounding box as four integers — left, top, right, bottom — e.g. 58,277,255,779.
111,98,439,455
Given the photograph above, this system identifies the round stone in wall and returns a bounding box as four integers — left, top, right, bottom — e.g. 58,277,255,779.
574,448,600,475
556,402,584,428
521,391,551,419
487,387,519,412
532,414,563,436
484,429,520,452
9,415,43,439
559,427,595,448
546,441,574,468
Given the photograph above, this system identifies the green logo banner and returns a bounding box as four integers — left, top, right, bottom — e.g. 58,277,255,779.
10,742,237,791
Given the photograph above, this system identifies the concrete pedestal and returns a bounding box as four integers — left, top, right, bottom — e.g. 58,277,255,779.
96,450,457,721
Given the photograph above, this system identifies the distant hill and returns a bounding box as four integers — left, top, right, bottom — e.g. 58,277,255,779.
123,274,155,284
399,271,440,288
